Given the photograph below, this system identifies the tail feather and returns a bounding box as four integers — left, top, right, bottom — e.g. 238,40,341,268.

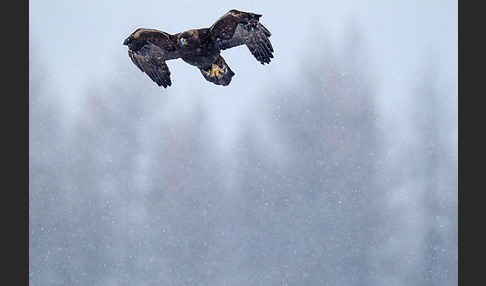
199,55,235,86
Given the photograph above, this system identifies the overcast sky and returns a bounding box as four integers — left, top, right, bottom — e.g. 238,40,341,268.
30,1,457,285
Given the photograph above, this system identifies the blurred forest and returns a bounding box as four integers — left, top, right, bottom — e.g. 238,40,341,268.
29,30,457,286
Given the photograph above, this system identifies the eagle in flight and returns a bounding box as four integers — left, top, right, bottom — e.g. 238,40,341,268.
123,9,274,88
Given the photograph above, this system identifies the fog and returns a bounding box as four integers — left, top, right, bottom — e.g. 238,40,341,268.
29,1,457,285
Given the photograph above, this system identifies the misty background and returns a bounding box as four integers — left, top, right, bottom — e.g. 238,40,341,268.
29,0,457,285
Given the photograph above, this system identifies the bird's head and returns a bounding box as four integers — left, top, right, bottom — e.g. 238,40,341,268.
178,37,187,48
178,30,199,48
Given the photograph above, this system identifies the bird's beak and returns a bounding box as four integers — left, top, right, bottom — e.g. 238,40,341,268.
123,38,129,46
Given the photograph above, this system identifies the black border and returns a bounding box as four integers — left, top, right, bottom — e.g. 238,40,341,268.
4,0,28,284
459,1,482,285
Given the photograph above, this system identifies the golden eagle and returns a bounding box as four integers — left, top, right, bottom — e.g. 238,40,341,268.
123,9,273,88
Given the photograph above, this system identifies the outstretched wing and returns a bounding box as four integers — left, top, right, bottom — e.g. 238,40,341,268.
124,28,182,88
209,10,274,65
124,28,180,60
128,43,172,88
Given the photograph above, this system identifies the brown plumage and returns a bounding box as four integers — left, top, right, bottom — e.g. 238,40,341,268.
123,9,274,89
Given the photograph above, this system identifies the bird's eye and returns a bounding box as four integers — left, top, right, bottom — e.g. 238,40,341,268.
179,38,185,47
